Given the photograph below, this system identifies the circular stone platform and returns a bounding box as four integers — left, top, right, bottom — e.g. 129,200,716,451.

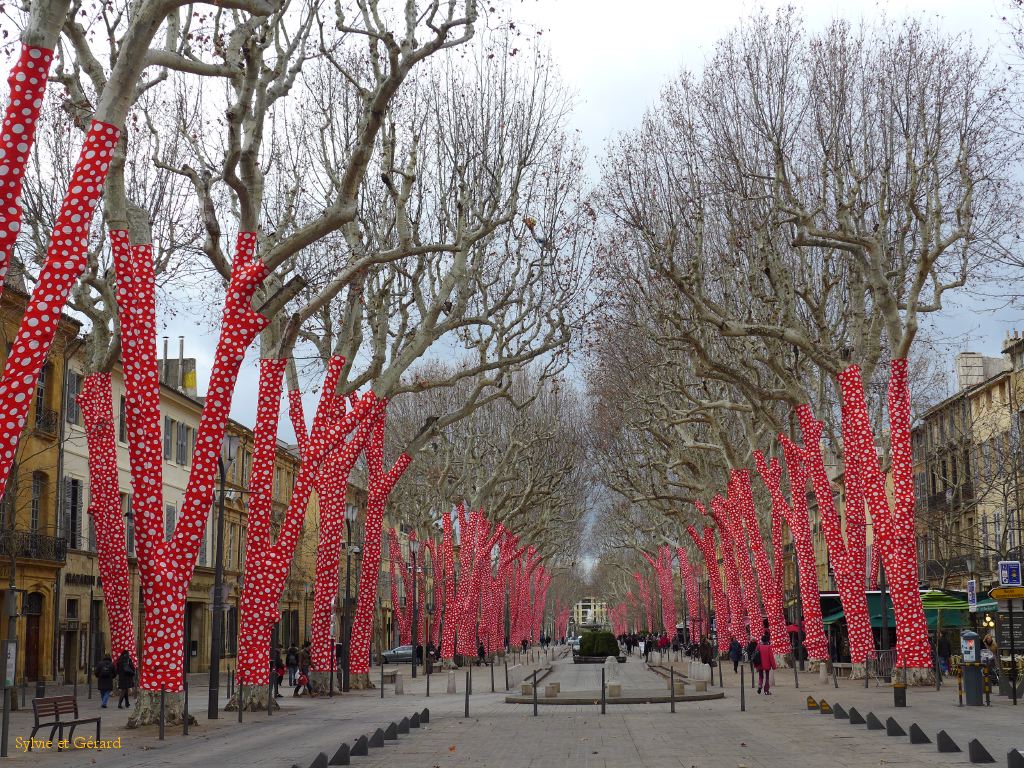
503,688,724,705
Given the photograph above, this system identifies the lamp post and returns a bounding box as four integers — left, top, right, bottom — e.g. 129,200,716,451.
208,433,239,719
966,556,978,633
410,539,419,679
342,505,358,692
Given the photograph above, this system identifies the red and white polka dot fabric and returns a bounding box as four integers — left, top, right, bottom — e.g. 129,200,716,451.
729,470,790,653
698,500,745,643
641,546,677,633
676,548,703,641
440,511,457,659
115,231,270,691
77,371,136,666
686,522,732,651
0,45,54,293
386,528,411,645
837,362,932,668
348,406,412,676
0,120,117,505
764,440,829,660
794,404,874,663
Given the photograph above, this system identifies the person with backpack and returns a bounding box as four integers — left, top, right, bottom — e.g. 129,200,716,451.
94,654,116,708
116,650,136,709
756,633,777,695
729,638,742,673
285,643,299,685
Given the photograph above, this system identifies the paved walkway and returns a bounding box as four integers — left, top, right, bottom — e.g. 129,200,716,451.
7,654,1024,767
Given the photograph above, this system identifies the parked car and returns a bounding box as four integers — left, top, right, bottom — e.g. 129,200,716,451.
568,636,581,652
380,644,414,663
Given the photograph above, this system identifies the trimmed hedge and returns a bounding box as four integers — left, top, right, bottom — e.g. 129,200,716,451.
579,631,619,658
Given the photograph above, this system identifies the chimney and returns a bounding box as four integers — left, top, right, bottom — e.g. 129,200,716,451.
178,336,185,391
162,336,169,385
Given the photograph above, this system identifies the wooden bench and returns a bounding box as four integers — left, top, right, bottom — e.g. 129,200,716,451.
30,696,100,750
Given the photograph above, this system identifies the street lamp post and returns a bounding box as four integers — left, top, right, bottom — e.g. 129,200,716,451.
208,434,238,719
966,556,978,633
410,539,419,679
343,505,358,692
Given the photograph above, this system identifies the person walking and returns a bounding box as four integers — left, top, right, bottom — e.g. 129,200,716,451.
756,633,777,695
271,645,284,698
729,638,742,673
94,654,116,708
285,643,299,686
477,641,486,667
294,641,315,697
937,634,952,676
115,650,136,709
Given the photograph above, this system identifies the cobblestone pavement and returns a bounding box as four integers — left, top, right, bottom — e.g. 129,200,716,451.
6,654,1023,768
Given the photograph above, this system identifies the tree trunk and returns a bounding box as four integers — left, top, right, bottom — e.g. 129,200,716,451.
77,372,137,665
224,684,279,712
126,689,196,728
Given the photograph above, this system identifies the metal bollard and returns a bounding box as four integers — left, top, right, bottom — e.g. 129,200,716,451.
491,659,495,692
183,679,189,736
957,668,963,707
600,668,606,715
20,681,25,708
267,672,273,716
380,664,385,699
670,668,675,713
533,670,538,717
469,663,473,696
793,655,799,690
504,661,509,691
238,684,244,723
740,667,746,712
159,686,166,741
426,671,430,698
464,667,470,718
984,665,991,706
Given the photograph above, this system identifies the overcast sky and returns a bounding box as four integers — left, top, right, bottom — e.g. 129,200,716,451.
20,0,1024,433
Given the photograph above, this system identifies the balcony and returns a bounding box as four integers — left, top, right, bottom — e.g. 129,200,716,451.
0,531,68,563
33,408,59,436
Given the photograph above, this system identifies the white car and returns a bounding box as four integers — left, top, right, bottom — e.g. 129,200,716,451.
569,636,581,652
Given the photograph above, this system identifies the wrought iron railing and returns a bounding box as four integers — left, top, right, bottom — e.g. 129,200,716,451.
33,407,59,435
0,530,68,563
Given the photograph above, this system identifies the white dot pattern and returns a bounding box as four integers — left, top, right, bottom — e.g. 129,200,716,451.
0,119,117,505
676,548,703,640
686,519,732,651
114,231,270,692
348,406,412,676
641,546,677,634
78,371,137,666
0,45,55,292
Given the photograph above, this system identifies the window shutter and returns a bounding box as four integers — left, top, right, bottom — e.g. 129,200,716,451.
163,417,173,460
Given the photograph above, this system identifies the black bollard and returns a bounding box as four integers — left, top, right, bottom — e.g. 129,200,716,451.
268,672,273,717
183,679,189,736
464,667,470,718
159,685,166,741
670,668,676,713
793,655,799,690
718,655,723,688
532,670,538,717
600,668,606,715
740,667,746,712
505,661,509,691
20,681,25,709
380,664,384,699
426,671,430,698
238,684,243,723
491,659,495,693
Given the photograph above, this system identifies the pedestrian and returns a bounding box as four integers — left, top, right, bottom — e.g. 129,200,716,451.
756,633,777,695
937,633,951,676
271,645,284,698
729,638,742,673
521,637,528,654
477,641,486,666
294,640,314,697
116,650,135,709
286,642,299,685
94,653,116,708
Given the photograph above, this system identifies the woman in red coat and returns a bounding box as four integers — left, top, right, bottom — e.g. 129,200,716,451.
757,633,777,695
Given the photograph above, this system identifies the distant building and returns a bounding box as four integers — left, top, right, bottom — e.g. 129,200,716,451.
572,596,607,629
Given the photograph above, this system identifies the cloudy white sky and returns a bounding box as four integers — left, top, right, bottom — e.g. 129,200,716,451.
19,0,1023,433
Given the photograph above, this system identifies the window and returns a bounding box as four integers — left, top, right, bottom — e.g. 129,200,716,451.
123,494,135,556
34,363,49,426
65,372,83,425
165,504,177,539
63,477,83,549
30,471,45,533
227,525,236,568
118,395,127,443
198,515,209,567
164,416,174,460
176,423,189,465
65,599,79,619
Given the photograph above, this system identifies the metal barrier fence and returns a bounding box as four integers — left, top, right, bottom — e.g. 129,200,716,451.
865,650,897,685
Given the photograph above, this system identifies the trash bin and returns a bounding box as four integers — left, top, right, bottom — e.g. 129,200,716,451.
34,681,45,700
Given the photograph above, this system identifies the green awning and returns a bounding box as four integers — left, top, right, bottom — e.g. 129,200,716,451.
822,610,844,625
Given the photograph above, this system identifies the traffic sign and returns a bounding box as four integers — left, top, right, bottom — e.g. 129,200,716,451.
998,560,1022,587
967,579,978,612
990,586,1024,600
